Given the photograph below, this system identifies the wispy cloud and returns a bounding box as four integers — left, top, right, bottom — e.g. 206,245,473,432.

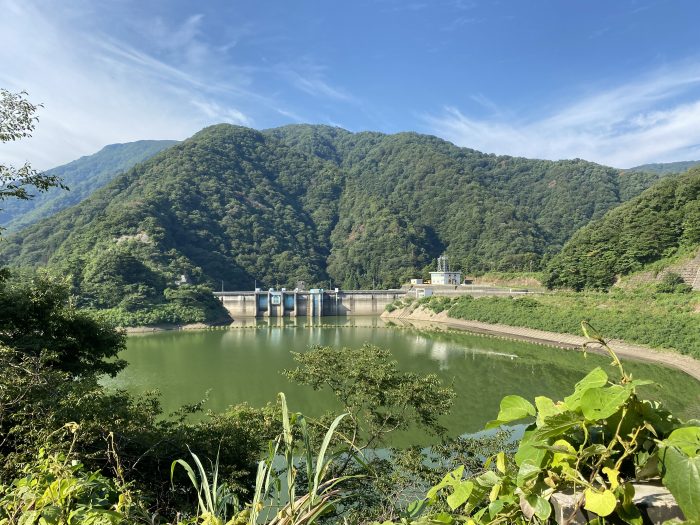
0,0,261,169
281,61,356,103
0,1,358,169
191,100,252,126
426,63,700,167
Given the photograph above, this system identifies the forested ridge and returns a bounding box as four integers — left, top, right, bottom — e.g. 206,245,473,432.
0,139,177,232
545,165,700,290
0,124,673,322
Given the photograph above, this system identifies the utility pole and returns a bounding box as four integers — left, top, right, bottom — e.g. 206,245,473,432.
221,280,224,292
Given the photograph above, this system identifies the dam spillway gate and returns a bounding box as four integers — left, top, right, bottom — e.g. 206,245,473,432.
213,289,407,318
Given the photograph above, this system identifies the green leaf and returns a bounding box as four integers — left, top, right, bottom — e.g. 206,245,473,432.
488,498,505,518
446,480,473,510
550,439,577,468
533,411,584,441
580,385,630,421
564,367,608,411
496,451,506,474
659,445,700,518
584,488,617,517
535,396,562,426
474,470,500,488
427,466,465,501
430,512,454,524
485,395,535,428
664,426,700,457
617,483,643,525
405,499,428,518
515,428,549,468
516,460,541,486
579,444,608,459
525,494,552,521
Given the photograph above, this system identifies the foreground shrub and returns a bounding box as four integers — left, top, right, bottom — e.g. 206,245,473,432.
379,323,700,524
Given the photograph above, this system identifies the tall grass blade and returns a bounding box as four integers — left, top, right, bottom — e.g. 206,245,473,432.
313,413,347,502
171,458,206,515
189,449,214,514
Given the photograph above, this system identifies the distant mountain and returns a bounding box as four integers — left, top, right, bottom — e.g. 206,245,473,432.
0,124,677,320
0,140,177,232
628,160,700,175
544,165,700,290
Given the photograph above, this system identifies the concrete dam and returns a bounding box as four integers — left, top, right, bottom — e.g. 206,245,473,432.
214,289,407,318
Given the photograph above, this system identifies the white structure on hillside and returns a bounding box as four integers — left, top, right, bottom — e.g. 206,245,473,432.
430,255,461,285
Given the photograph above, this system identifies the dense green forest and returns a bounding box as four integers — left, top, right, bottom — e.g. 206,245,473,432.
545,166,700,290
0,140,176,232
0,124,673,323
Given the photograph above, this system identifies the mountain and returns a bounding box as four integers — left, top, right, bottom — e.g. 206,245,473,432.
0,124,676,321
0,140,177,232
544,166,700,290
628,160,700,176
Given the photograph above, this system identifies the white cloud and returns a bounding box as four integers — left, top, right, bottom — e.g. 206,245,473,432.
426,64,700,168
191,100,252,126
0,1,255,169
282,64,356,103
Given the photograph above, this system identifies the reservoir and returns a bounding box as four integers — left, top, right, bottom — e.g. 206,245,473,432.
106,317,700,444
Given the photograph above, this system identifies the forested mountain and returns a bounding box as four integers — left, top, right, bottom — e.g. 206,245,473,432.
544,166,700,290
629,160,700,175
0,140,177,232
0,124,674,318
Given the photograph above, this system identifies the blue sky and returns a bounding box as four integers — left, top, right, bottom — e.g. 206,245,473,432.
2,0,700,169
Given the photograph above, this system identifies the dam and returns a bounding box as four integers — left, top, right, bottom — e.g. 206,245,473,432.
214,284,534,318
214,289,407,317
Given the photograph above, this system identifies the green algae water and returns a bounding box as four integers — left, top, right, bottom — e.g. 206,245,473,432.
106,317,700,444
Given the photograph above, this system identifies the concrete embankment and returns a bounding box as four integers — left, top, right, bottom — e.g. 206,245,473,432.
124,322,221,334
382,306,700,382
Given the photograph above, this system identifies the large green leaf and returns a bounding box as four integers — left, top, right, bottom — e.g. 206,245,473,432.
580,385,630,421
564,367,608,411
514,428,548,468
584,488,617,517
533,411,584,441
660,445,700,518
523,494,552,521
485,395,535,428
664,426,700,457
426,466,464,501
446,480,473,510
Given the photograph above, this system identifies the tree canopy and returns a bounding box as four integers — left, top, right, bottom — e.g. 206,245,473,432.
544,166,700,290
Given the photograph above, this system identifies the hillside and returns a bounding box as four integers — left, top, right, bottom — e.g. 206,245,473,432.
0,140,177,232
629,159,700,175
0,124,675,322
544,166,700,290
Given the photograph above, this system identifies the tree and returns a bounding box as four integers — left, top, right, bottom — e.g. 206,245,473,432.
285,344,454,449
0,272,126,378
0,89,64,212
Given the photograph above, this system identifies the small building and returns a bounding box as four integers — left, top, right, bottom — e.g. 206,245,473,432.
429,255,461,285
407,287,433,299
410,278,424,285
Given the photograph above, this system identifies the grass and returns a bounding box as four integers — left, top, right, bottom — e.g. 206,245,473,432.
417,290,700,358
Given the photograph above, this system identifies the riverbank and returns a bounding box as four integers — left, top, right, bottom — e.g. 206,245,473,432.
382,305,700,382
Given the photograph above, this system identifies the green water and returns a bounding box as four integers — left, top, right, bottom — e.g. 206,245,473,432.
106,317,700,444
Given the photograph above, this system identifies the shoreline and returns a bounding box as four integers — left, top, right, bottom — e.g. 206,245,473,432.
383,306,700,382
120,309,700,382
124,322,223,334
